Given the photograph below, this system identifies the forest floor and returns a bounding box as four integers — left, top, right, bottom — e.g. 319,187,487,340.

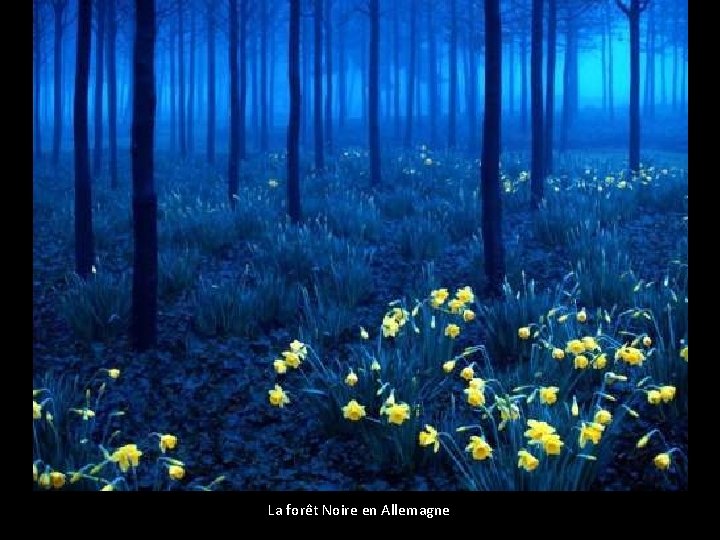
32,146,688,491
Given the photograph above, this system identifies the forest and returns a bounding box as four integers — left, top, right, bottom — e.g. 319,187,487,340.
33,0,688,492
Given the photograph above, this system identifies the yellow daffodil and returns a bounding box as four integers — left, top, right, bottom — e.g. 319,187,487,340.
342,400,366,421
646,389,662,405
110,444,143,472
100,484,115,491
38,472,51,489
636,432,652,449
159,434,178,453
558,314,569,323
594,409,612,425
107,368,121,379
539,386,559,405
578,422,605,448
273,359,287,374
385,402,411,425
456,286,474,304
463,309,475,322
371,359,381,371
448,298,465,313
680,346,688,362
517,450,540,472
430,288,449,307
540,433,564,456
33,401,42,420
642,336,652,347
289,339,308,358
518,327,531,340
566,339,586,355
466,436,493,461
582,336,600,351
345,370,358,387
460,366,474,381
445,324,461,339
464,387,486,407
616,345,645,366
653,452,671,471
659,385,676,403
268,384,290,408
282,351,302,369
418,425,440,453
524,419,556,441
382,316,400,337
360,327,370,340
48,471,65,489
552,348,565,360
576,309,587,323
574,355,589,370
442,360,456,373
468,378,486,391
593,353,608,370
168,465,185,480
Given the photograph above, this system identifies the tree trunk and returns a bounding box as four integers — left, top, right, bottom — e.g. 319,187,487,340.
314,0,324,171
466,0,477,154
544,0,556,175
404,2,416,149
228,0,239,206
107,0,117,188
239,0,247,159
361,20,367,131
521,30,528,132
260,0,269,152
93,0,105,178
530,0,544,209
680,36,686,110
508,36,514,117
269,28,276,137
427,1,437,146
560,22,572,152
482,0,505,296
52,0,67,168
302,13,311,145
601,9,607,112
338,13,346,130
74,0,94,278
251,32,259,149
448,0,457,149
288,0,302,222
608,2,614,121
35,1,42,158
672,0,678,110
393,2,401,141
206,0,215,163
188,6,195,153
369,0,381,186
132,0,158,351
325,0,333,153
178,0,186,158
170,19,176,151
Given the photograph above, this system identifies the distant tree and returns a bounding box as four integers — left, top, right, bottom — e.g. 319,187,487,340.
448,0,458,149
52,0,69,168
324,0,333,153
177,0,186,158
368,0,381,186
260,0,269,152
228,0,240,207
239,0,248,159
74,0,94,278
616,0,650,172
530,0,544,209
482,0,505,296
188,5,196,154
314,0,324,171
34,0,45,158
131,0,158,351
544,0,556,176
106,0,118,188
427,0,437,146
206,0,215,164
93,0,105,179
287,0,302,222
403,1,417,149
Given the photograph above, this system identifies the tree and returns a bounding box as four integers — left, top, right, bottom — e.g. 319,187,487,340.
616,0,650,172
260,0,269,152
403,1,416,149
75,0,94,278
544,0,557,176
34,0,44,158
287,0,302,222
132,0,158,351
368,0,381,186
448,0,458,149
206,0,215,163
93,0,106,178
52,0,69,168
324,0,333,152
530,0,544,209
106,0,118,188
177,0,186,158
482,0,505,296
314,0,324,171
228,0,240,207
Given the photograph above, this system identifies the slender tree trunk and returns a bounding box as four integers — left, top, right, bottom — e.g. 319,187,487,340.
206,0,215,163
508,36,514,117
680,37,686,111
544,0,556,175
466,0,477,154
660,38,666,106
251,31,259,149
178,0,186,158
521,30,528,131
93,0,105,178
239,0,247,159
52,0,67,168
601,11,607,111
260,0,269,152
427,1,437,146
314,0,324,171
35,1,42,158
560,21,573,152
107,0,117,188
404,2,416,149
672,0,678,110
361,20,367,131
302,13,311,145
325,0,333,152
482,0,505,296
338,14,346,130
75,0,94,278
269,28,276,137
448,0,457,149
132,0,158,351
228,0,239,207
369,0,381,186
188,6,195,154
170,22,176,151
608,2,614,121
393,2,401,141
530,0,544,209
288,0,302,222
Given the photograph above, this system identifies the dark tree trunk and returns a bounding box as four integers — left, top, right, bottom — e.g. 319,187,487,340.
170,20,176,151
482,0,505,296
206,0,215,163
338,12,346,129
52,0,67,168
74,0,94,278
544,0,556,175
93,0,105,178
188,6,195,153
228,0,239,206
178,0,186,158
465,0,477,154
239,0,247,159
251,31,259,149
288,0,301,222
269,28,276,137
360,20,367,131
616,0,648,172
448,0,457,149
302,13,311,145
368,0,381,186
392,2,400,140
260,0,269,152
644,3,654,118
427,1,437,146
314,0,324,171
34,1,42,158
404,2,416,149
530,0,544,209
132,0,158,351
324,0,333,153
521,30,528,131
107,0,117,188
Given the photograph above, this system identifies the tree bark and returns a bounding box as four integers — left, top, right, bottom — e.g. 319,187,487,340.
93,0,105,178
338,9,346,129
544,0,556,175
239,0,247,159
482,0,505,296
178,0,186,158
314,0,324,171
465,0,477,154
34,1,42,158
75,0,94,278
107,0,117,188
260,0,269,152
228,0,239,206
188,6,195,153
368,0,381,186
427,1,437,146
132,0,158,351
288,0,302,222
393,2,401,141
521,30,528,131
52,0,67,168
530,0,544,209
206,0,215,163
